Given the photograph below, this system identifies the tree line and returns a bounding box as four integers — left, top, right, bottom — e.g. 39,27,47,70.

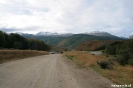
0,30,50,51
105,39,133,66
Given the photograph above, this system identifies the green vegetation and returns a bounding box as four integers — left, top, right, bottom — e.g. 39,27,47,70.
97,60,113,69
105,40,133,66
75,40,117,51
66,55,74,60
58,34,123,50
0,30,50,51
25,36,66,46
65,51,133,86
23,34,123,50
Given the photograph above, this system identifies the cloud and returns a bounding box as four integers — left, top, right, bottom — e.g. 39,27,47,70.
0,27,17,32
0,0,133,37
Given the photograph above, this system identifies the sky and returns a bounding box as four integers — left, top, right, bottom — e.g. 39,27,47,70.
0,0,133,37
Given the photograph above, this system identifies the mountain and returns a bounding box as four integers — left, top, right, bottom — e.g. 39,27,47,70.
36,32,55,36
22,31,125,50
22,33,66,46
85,31,114,36
30,36,66,46
57,34,124,50
75,40,117,51
22,32,73,46
36,31,73,37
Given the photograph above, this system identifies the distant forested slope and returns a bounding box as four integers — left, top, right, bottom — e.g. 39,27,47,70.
24,36,66,46
22,33,124,50
57,34,124,50
75,40,117,51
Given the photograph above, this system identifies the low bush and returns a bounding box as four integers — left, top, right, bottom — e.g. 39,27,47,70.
128,59,133,66
67,55,74,60
116,55,133,66
116,56,127,66
97,60,113,69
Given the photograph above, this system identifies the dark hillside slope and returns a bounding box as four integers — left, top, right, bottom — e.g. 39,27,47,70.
32,36,66,46
75,40,117,51
22,35,66,46
57,34,123,50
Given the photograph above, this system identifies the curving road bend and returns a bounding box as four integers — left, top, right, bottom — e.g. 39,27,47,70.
0,54,113,88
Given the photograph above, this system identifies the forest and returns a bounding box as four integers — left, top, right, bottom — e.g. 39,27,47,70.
105,39,133,66
0,30,50,51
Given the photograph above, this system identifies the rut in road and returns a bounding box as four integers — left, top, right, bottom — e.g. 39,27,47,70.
0,54,113,88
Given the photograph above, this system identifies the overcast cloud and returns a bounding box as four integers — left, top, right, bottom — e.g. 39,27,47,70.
0,0,133,37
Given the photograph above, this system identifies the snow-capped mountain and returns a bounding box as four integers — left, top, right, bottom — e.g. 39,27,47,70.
17,31,119,38
36,31,73,37
85,31,114,36
36,32,57,36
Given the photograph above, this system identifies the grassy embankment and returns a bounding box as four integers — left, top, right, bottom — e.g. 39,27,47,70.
65,51,133,86
0,50,49,64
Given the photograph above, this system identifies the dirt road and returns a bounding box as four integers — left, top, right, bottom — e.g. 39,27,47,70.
0,54,113,88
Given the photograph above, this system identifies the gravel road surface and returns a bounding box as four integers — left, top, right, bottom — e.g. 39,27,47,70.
0,54,113,88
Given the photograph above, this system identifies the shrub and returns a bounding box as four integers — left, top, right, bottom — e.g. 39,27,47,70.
106,55,109,57
102,50,105,53
97,60,113,69
105,46,116,55
61,51,63,54
128,59,133,66
67,55,74,60
116,56,127,66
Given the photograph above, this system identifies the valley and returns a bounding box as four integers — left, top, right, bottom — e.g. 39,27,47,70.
22,31,124,50
0,30,132,88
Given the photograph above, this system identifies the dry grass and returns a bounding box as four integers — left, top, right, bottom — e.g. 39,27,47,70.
0,50,49,63
65,51,133,86
104,63,133,85
66,51,106,67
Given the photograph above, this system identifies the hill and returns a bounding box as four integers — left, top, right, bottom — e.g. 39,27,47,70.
22,35,66,46
87,31,114,36
75,40,117,51
22,32,124,50
36,32,73,37
57,34,123,50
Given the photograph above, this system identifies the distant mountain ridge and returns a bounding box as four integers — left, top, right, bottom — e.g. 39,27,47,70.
36,31,73,37
57,34,124,49
22,31,125,50
15,31,73,37
21,31,115,37
85,31,114,36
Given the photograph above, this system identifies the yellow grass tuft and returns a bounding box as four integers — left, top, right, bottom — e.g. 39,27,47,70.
66,51,106,67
